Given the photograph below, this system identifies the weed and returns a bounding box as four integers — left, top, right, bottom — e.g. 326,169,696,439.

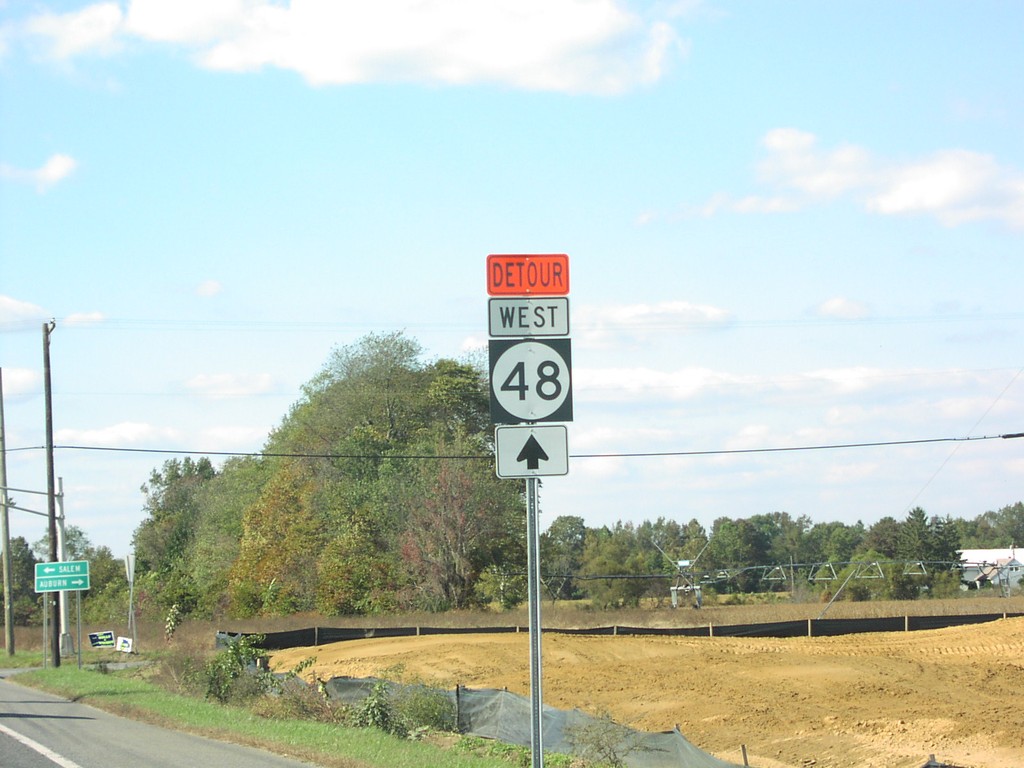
454,736,581,767
202,633,276,704
565,710,653,768
353,678,406,736
393,682,457,733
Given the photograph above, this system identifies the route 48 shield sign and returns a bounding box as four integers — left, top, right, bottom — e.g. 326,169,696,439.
489,338,573,424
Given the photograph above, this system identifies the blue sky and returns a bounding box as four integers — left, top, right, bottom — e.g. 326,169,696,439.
1,1,1022,559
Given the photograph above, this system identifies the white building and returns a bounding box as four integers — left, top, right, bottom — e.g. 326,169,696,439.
959,547,1024,592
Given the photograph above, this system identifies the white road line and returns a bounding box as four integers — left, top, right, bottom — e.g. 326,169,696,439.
0,721,85,768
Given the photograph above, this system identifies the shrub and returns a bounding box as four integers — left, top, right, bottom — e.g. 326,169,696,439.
393,682,457,734
253,677,348,724
353,679,406,736
203,634,275,704
565,710,651,768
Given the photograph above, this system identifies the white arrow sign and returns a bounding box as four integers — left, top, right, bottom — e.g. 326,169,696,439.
495,425,569,478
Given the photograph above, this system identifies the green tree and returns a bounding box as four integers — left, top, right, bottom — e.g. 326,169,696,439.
896,507,930,561
862,516,901,559
425,358,490,439
580,523,652,608
316,504,401,615
229,463,322,616
132,456,216,613
706,517,770,591
270,332,429,459
926,514,961,564
1,536,38,625
186,456,269,618
541,515,587,602
965,501,1024,547
398,434,523,610
804,521,864,564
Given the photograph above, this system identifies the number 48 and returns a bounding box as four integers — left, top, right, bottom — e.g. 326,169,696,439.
501,360,563,401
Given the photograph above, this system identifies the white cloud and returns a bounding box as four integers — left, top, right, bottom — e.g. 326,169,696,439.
866,149,1024,226
196,279,223,297
64,311,106,326
23,2,123,58
19,0,685,94
0,295,49,325
184,372,276,397
822,461,881,485
758,128,872,198
798,366,893,395
730,195,801,214
0,368,41,396
0,154,78,191
815,297,870,320
125,0,250,44
576,365,748,402
576,300,732,346
199,425,267,451
56,421,180,447
692,129,1024,228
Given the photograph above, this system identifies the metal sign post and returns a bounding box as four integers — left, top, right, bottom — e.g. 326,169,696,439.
526,476,544,768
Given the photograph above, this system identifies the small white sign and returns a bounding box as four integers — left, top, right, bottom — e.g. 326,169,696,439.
116,636,133,653
495,425,569,478
488,297,570,337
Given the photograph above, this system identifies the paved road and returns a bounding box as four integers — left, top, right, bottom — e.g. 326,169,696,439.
0,671,321,768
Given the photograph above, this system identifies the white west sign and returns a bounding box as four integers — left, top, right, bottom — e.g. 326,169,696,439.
488,297,570,337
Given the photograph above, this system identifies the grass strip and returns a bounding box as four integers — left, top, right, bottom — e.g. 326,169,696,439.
14,667,514,768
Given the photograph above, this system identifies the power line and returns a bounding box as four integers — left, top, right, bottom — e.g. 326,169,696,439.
572,433,1018,459
899,366,1024,515
5,431,1021,461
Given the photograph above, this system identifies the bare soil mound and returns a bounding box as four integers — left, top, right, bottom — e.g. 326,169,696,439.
271,617,1024,768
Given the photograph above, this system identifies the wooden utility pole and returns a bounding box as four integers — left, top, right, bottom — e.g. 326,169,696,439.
1,368,14,655
43,321,60,667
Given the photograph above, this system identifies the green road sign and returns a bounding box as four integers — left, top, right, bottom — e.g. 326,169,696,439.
35,560,90,593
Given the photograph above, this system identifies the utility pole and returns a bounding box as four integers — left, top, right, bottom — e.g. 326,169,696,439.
1,368,14,656
43,321,60,667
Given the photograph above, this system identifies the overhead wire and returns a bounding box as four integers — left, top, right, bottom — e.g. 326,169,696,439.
5,430,1021,461
899,366,1024,514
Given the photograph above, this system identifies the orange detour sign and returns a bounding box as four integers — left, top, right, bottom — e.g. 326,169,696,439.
487,254,569,296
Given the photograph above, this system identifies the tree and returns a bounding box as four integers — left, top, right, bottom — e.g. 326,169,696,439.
271,332,429,458
398,434,524,610
896,507,930,561
706,517,771,591
926,514,960,564
316,503,402,615
186,455,269,618
229,463,322,616
804,521,864,564
425,358,490,439
580,524,652,609
1,536,38,625
541,515,587,602
966,501,1024,547
862,516,901,559
132,456,216,613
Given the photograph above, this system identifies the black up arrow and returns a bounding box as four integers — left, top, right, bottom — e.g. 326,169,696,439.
517,434,549,470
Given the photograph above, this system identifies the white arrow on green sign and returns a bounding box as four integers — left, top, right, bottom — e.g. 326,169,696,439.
35,559,91,593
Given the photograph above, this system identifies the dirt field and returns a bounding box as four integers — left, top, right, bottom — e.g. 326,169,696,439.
271,616,1024,768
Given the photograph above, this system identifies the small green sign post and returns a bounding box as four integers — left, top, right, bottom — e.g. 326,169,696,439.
35,560,90,593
